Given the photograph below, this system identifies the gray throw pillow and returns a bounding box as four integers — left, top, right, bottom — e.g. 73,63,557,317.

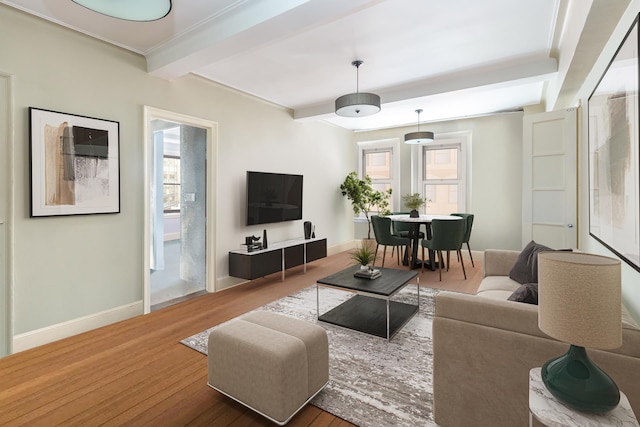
508,240,552,284
507,283,538,305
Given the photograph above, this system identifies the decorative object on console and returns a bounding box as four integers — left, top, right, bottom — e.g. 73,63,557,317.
402,193,429,217
335,60,381,117
304,221,312,239
243,235,262,252
404,109,434,144
262,229,268,249
538,251,622,414
72,0,172,21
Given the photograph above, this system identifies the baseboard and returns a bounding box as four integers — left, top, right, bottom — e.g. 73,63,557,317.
12,300,143,354
216,276,248,291
328,240,356,256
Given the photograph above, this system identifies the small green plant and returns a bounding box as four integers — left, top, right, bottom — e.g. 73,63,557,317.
402,193,429,211
350,241,377,267
340,171,392,239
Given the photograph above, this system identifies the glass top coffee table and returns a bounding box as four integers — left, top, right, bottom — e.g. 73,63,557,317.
316,265,419,341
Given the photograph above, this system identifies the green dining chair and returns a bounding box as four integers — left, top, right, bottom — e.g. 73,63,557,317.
371,215,410,267
420,218,467,281
451,213,475,267
390,212,423,259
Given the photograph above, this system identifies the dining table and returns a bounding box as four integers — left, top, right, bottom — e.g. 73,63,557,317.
387,214,464,270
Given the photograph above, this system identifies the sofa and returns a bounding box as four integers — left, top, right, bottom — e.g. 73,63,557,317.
433,249,640,427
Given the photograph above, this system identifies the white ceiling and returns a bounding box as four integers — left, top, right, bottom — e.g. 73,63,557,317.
1,0,607,131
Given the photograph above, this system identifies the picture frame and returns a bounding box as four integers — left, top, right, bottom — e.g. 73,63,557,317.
588,14,640,273
29,107,120,217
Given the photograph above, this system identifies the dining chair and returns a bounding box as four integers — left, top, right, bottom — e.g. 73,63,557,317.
451,213,475,267
390,212,424,259
371,215,410,268
420,218,467,281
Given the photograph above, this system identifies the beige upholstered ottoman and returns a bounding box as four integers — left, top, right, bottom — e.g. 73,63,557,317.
207,311,329,425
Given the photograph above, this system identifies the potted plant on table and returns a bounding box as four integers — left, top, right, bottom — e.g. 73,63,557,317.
340,171,392,239
350,240,377,271
402,193,430,218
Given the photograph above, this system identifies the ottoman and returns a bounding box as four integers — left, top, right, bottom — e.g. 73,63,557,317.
207,311,329,425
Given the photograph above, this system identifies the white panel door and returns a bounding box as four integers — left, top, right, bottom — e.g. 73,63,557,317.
522,109,577,249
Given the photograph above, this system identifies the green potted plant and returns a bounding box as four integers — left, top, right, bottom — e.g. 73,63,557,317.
340,172,392,239
402,193,429,217
350,241,377,270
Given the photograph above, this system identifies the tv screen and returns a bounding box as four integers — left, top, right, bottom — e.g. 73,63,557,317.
246,171,303,225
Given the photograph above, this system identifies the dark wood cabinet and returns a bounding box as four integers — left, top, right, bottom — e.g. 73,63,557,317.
229,238,327,280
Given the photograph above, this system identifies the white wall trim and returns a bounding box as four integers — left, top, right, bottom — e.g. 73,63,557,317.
12,300,143,354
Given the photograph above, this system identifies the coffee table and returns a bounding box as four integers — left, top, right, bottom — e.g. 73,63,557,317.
316,266,419,341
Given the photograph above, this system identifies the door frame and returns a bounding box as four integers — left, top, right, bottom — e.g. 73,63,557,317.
1,71,14,355
142,106,218,314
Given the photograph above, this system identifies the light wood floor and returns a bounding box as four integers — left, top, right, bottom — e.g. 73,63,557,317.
0,248,482,426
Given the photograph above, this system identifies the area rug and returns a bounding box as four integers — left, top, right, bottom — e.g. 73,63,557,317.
181,284,438,427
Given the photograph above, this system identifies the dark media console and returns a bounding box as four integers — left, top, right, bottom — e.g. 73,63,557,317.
229,237,327,280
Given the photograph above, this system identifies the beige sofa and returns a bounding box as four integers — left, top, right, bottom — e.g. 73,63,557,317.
433,249,640,427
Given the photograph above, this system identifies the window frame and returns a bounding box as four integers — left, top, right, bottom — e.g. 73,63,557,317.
163,154,181,214
417,134,469,215
357,138,400,216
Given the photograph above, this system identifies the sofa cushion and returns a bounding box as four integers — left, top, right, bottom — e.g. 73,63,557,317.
477,275,520,293
507,283,538,304
508,240,552,284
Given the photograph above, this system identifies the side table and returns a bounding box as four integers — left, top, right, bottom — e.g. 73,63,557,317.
529,367,639,427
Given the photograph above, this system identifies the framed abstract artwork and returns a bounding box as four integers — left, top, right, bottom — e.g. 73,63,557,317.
29,107,120,217
588,14,640,272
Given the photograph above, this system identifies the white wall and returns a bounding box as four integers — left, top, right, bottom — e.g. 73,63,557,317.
0,5,354,338
354,112,524,251
572,0,640,321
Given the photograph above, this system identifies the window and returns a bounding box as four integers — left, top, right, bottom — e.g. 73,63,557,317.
358,139,400,213
163,155,180,212
419,136,468,214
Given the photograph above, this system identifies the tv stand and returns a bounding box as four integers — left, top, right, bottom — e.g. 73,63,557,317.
229,237,327,280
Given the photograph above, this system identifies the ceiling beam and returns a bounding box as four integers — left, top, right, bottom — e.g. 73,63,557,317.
146,0,383,79
293,56,558,120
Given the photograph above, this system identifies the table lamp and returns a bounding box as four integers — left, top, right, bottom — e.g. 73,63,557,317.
538,251,622,414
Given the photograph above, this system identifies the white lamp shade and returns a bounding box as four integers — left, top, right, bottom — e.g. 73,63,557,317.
335,93,381,117
538,251,622,350
72,0,172,21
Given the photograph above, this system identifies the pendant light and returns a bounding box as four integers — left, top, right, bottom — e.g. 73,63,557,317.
72,0,172,22
335,60,381,117
404,109,434,144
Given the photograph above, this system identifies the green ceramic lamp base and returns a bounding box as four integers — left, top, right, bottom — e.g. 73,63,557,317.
541,344,620,414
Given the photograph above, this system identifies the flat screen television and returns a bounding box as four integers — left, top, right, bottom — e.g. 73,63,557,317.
246,171,303,226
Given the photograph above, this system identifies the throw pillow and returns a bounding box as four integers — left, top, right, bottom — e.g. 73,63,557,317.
508,240,552,284
507,283,539,305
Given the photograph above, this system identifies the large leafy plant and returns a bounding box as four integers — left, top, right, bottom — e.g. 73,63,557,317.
340,171,392,239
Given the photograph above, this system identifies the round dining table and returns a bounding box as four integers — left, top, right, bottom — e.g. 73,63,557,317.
387,214,463,270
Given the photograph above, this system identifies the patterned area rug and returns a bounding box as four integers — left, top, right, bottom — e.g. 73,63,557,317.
181,284,438,427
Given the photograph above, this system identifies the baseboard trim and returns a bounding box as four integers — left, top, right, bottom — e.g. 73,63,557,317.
328,240,355,256
12,300,143,354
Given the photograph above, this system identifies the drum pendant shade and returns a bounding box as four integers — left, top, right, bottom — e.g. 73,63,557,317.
335,60,381,117
72,0,172,21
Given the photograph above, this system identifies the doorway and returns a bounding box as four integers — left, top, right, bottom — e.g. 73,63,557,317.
143,108,217,314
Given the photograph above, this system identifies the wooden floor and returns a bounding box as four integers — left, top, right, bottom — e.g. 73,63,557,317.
0,248,482,426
